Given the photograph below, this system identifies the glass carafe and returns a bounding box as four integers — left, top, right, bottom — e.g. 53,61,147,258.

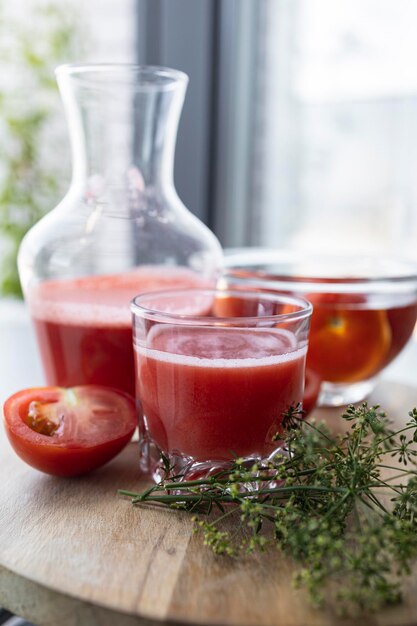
18,64,223,397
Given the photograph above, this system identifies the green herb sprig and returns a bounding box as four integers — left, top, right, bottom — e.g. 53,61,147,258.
120,404,417,615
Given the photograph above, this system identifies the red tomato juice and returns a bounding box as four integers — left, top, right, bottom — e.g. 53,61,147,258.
29,267,209,397
135,326,306,461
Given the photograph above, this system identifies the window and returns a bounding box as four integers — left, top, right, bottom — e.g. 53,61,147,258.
136,0,417,259
250,0,417,257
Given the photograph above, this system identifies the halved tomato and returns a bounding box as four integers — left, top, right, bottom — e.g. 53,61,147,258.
3,386,136,477
306,292,391,383
212,293,261,318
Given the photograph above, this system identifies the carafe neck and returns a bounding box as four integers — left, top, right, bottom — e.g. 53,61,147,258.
57,65,188,198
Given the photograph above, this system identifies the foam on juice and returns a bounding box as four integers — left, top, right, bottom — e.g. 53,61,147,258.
28,267,210,328
137,326,305,368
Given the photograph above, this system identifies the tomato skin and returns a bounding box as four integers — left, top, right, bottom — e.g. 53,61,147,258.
213,294,262,317
3,386,137,477
303,367,321,416
5,425,134,477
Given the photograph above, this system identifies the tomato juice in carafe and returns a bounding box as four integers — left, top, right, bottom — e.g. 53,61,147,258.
29,268,210,396
18,65,223,394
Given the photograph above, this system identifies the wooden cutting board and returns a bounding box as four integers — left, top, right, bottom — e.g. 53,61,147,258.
1,381,417,626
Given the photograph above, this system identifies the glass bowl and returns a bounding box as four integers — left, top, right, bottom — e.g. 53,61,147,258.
222,249,417,406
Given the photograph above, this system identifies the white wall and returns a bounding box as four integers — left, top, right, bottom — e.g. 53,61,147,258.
81,0,136,63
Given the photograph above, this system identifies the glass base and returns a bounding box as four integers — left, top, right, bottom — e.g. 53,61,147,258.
138,437,288,483
318,378,377,407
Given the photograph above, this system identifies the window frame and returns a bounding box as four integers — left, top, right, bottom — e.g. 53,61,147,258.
136,0,260,246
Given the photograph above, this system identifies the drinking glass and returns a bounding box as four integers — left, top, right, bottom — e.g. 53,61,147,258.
131,288,312,481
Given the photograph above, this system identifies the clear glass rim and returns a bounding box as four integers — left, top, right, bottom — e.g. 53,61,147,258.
224,248,417,293
55,63,189,90
131,288,312,326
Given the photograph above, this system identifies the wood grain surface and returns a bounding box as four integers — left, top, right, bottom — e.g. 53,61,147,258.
1,381,417,626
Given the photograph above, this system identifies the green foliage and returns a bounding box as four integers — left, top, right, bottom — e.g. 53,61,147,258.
120,404,417,615
0,2,80,297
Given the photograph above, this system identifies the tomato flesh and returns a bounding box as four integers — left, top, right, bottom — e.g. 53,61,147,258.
306,292,391,383
3,386,137,476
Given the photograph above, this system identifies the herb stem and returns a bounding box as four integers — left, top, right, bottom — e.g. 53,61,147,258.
377,464,417,475
377,425,413,446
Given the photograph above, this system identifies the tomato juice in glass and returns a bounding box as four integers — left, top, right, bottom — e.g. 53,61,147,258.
131,288,312,480
28,267,210,398
223,249,417,406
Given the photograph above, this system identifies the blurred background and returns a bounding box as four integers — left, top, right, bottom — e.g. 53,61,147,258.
1,4,417,622
1,0,417,299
